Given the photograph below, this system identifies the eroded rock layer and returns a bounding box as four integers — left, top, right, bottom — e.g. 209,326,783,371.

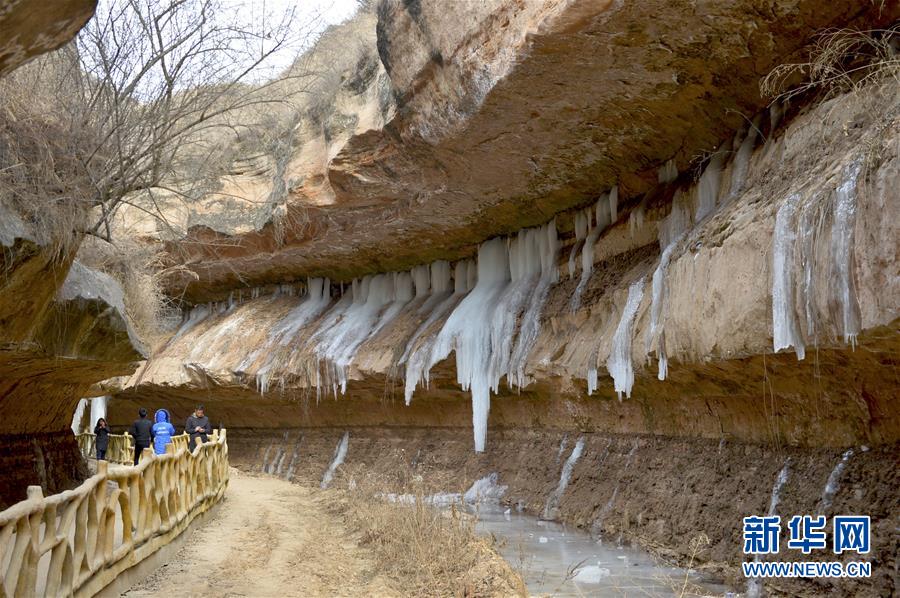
166,0,898,301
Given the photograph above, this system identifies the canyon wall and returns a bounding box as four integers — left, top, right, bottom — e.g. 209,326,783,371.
2,0,897,594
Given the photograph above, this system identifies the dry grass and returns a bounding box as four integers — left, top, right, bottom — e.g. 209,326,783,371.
761,26,899,102
331,467,526,598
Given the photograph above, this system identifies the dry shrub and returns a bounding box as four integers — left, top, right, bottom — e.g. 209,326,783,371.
332,467,526,597
761,26,899,101
0,104,91,258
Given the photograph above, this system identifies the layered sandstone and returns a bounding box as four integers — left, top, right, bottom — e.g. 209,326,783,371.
158,0,897,301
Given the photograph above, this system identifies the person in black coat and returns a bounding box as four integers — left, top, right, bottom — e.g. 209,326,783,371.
129,408,154,465
185,405,212,447
94,417,110,461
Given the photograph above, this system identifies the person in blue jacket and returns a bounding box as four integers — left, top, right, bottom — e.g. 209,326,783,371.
152,409,176,455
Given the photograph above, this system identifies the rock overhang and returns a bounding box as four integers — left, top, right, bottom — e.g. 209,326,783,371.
164,0,899,303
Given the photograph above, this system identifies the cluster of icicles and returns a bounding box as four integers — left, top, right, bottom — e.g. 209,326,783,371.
173,105,863,452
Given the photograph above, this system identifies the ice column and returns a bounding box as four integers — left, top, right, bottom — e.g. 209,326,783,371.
426,239,511,452
772,193,806,359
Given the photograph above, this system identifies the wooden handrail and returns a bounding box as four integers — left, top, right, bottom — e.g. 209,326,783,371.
0,430,228,597
75,432,135,465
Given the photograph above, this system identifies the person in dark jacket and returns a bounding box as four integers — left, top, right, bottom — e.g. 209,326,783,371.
185,405,212,447
129,408,153,465
152,409,176,455
94,417,110,461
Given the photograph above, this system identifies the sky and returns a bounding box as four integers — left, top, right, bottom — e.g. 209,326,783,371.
86,0,362,89
230,0,361,78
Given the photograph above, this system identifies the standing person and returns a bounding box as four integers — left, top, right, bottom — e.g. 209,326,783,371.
185,405,212,447
94,417,109,461
152,409,176,455
129,408,153,465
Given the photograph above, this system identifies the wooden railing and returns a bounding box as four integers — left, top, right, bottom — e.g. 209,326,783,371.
0,430,228,597
75,432,135,465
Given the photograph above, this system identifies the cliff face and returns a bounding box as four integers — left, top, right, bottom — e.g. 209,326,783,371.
0,0,96,77
118,82,899,448
161,0,896,301
2,0,898,592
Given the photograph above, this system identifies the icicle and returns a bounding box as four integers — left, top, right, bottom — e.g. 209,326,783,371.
321,431,349,489
252,278,332,395
645,189,693,380
586,367,598,396
606,279,645,399
508,222,558,389
422,239,511,452
832,160,862,348
312,272,413,395
772,193,806,360
658,159,678,184
543,436,585,520
403,261,463,406
570,194,607,312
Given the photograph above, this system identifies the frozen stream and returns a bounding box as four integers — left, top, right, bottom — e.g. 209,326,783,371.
464,503,729,597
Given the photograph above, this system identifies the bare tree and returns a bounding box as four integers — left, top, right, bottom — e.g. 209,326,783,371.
44,0,322,241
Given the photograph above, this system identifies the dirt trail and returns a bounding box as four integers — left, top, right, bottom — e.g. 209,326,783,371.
124,468,399,597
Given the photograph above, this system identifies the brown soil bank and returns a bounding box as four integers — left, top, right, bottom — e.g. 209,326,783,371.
224,427,899,597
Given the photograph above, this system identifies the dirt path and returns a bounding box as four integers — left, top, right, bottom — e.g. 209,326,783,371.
123,468,398,597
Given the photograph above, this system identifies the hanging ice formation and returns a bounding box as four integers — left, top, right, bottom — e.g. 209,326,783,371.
403,222,558,452
694,150,724,222
567,208,591,278
70,398,88,434
645,190,692,381
727,116,761,201
89,396,108,429
256,278,332,394
570,187,618,312
767,158,863,359
658,159,678,184
604,279,645,399
772,194,806,359
832,160,863,348
313,272,414,396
